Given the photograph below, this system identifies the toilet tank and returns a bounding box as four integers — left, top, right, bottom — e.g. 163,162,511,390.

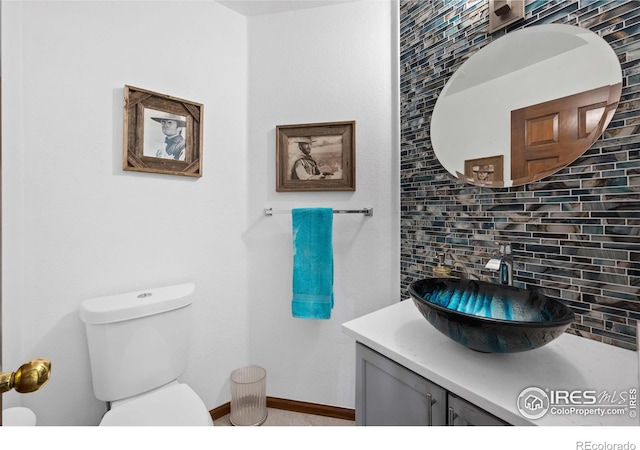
79,283,195,402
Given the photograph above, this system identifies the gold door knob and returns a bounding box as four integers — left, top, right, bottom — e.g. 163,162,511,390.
0,358,51,394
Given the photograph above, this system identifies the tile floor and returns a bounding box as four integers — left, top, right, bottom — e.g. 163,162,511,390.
213,408,354,426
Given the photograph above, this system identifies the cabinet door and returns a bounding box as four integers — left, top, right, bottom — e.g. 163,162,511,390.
356,343,446,426
447,394,508,426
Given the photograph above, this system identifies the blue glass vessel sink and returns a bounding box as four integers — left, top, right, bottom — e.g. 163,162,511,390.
408,278,575,353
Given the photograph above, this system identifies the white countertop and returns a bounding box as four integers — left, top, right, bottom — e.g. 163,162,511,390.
342,300,640,426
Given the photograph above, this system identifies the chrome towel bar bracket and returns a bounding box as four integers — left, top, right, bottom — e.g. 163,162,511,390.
264,207,373,217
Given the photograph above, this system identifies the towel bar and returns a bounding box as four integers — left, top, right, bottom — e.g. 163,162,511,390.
264,208,373,217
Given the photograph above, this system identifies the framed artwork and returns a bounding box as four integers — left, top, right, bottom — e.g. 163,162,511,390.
459,155,504,187
275,121,356,192
123,85,204,177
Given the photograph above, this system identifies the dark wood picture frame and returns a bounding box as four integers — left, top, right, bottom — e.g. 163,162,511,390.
123,85,204,177
276,121,355,192
459,155,504,187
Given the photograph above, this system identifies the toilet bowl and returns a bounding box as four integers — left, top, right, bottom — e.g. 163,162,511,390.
101,382,212,426
2,407,37,426
80,283,212,426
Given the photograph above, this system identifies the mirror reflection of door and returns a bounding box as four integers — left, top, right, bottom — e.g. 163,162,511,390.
510,83,622,185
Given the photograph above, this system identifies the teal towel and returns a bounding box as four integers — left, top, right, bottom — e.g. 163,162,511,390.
291,208,334,319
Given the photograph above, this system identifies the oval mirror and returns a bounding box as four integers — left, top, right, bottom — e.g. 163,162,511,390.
431,24,622,188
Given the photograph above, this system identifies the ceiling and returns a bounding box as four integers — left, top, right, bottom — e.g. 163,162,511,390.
216,0,356,17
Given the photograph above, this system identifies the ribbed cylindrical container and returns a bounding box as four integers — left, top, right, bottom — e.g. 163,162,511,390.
230,365,267,426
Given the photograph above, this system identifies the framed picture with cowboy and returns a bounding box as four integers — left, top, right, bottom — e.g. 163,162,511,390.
123,85,204,177
459,155,504,187
275,121,356,192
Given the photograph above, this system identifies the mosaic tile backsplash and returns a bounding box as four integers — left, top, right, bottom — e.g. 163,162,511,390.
400,0,640,351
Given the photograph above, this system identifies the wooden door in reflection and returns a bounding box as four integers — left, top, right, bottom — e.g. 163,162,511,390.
511,83,621,184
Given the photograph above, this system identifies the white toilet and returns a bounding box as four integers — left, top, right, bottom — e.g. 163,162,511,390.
2,407,37,426
79,283,212,426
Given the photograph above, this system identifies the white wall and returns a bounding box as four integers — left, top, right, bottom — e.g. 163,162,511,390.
1,0,399,425
1,0,250,425
244,0,399,407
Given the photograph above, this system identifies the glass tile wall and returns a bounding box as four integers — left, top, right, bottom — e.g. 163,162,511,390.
400,0,640,350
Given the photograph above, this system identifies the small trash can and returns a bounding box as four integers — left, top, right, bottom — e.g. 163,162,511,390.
230,365,267,426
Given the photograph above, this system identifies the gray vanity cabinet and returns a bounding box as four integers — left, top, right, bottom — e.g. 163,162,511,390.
355,343,508,426
447,394,508,426
356,343,446,425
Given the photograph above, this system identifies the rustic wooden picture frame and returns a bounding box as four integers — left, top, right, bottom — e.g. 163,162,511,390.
460,155,504,187
123,85,203,177
276,121,355,192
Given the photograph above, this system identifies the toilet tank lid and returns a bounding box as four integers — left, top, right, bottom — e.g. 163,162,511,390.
79,283,195,325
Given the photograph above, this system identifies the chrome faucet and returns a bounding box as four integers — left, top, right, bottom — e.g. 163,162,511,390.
485,244,513,286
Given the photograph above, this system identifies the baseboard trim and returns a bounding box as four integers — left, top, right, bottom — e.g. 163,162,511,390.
210,397,355,422
267,397,355,421
210,403,231,421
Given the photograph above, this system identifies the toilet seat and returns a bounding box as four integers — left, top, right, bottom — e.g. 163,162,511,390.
100,383,212,426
